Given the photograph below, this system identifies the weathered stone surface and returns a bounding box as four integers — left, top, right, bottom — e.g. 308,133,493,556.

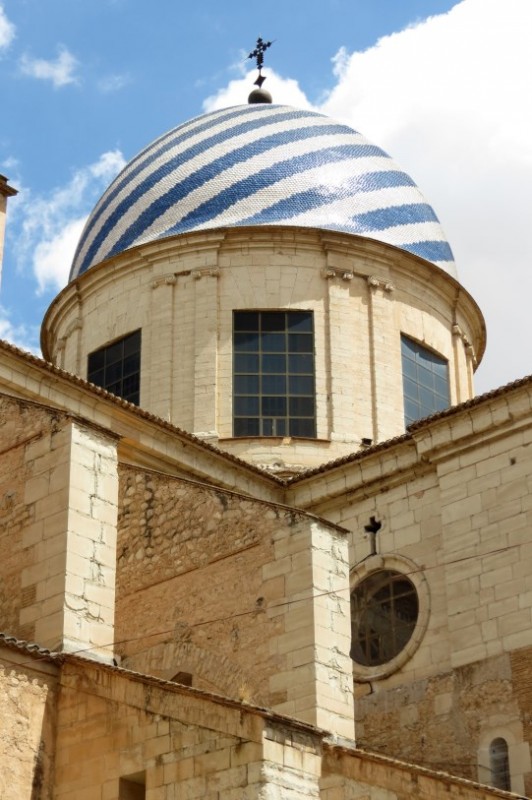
0,649,57,800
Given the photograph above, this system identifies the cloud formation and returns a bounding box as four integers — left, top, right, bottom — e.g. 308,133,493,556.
0,4,14,51
20,46,80,88
203,69,312,113
319,0,532,393
98,73,130,93
0,306,39,355
17,150,126,292
204,0,532,394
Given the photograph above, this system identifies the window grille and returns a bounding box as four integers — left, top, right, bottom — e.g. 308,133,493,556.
88,329,141,405
233,311,316,437
350,570,419,666
401,335,449,426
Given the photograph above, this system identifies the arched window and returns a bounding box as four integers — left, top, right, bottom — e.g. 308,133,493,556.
489,737,510,791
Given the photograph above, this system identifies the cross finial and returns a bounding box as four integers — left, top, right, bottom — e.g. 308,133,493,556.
248,37,272,87
364,516,382,556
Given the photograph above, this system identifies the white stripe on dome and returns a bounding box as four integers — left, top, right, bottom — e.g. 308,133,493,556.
70,105,456,280
75,111,346,272
74,106,309,267
80,105,247,236
195,169,421,232
367,221,450,246
125,135,375,252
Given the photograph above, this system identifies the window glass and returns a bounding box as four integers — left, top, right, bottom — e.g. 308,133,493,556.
289,418,314,437
262,375,286,394
401,335,449,426
289,354,313,374
233,311,316,438
234,418,260,436
351,570,419,666
261,354,286,373
489,738,511,791
289,375,314,395
234,312,259,331
87,330,141,405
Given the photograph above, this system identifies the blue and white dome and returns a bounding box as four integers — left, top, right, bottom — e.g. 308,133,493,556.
70,104,456,281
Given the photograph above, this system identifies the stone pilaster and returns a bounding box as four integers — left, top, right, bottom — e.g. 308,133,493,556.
266,517,354,738
20,419,119,662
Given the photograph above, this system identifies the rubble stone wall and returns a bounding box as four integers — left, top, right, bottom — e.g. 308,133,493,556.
115,464,354,737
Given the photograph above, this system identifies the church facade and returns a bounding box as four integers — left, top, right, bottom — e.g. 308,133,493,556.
1,97,531,799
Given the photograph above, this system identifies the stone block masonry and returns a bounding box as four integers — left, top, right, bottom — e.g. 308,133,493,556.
0,394,119,662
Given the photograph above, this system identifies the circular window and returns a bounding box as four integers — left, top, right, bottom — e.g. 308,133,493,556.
349,555,429,680
350,570,418,666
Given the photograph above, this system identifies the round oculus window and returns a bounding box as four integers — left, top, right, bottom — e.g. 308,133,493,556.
350,570,419,667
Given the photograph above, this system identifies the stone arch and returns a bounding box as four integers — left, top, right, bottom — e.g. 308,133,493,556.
121,640,259,703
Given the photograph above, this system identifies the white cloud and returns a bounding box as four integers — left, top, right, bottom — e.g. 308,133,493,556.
32,217,87,293
203,0,532,395
317,0,532,393
203,69,313,113
98,73,130,93
17,150,126,292
0,4,15,51
0,306,39,355
20,46,80,88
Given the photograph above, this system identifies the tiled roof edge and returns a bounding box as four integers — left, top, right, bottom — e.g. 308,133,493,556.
0,338,282,485
286,373,532,484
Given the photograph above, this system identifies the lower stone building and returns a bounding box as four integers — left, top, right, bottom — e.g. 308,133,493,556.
1,338,532,798
3,632,522,800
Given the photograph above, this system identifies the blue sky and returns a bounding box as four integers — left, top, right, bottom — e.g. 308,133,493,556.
1,0,531,394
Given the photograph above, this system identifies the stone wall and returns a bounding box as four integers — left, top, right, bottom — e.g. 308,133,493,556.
0,647,57,800
0,393,119,660
53,657,507,800
0,645,516,800
55,658,323,800
0,396,64,640
288,383,532,792
355,650,531,790
115,464,354,736
115,464,283,699
320,743,513,800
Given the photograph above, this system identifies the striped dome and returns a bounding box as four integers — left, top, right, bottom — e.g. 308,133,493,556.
70,104,456,281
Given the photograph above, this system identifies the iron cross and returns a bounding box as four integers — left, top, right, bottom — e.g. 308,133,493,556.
248,37,273,87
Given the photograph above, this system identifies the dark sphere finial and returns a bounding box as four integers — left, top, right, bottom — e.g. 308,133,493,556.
248,87,272,104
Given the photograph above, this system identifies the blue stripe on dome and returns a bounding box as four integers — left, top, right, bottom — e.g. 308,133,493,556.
402,240,455,262
317,221,455,263
79,132,385,275
76,114,356,276
349,203,438,233
240,171,417,226
73,107,266,262
73,107,324,268
164,149,395,236
69,105,456,280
